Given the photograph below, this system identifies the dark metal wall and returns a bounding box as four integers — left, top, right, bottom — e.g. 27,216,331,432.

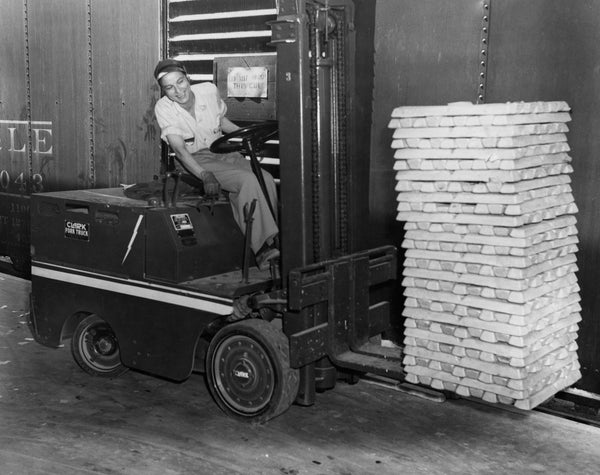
0,0,160,267
0,0,32,192
0,0,161,194
369,0,485,337
91,1,162,188
369,0,484,246
485,0,600,392
369,0,600,393
28,1,91,191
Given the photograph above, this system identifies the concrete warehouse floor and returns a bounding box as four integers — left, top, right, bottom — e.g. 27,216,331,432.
1,273,600,475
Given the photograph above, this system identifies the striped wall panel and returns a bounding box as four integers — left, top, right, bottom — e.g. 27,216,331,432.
168,0,276,18
166,1,277,82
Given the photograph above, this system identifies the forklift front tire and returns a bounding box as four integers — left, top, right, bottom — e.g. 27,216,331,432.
206,319,299,422
71,314,128,378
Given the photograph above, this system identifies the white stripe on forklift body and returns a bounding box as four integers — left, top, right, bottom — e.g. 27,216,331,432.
31,262,233,315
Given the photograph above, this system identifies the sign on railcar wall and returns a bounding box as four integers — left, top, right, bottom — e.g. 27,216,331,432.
227,67,269,98
214,56,277,122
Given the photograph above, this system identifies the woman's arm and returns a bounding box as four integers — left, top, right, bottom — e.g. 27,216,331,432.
221,117,240,134
165,134,221,195
166,134,205,176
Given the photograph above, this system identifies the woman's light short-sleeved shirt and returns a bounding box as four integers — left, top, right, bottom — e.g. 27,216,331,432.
154,82,227,153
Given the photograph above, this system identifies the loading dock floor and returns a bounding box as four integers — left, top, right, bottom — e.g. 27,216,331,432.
1,273,600,474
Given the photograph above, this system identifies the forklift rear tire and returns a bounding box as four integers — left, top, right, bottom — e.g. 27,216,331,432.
206,319,299,422
71,314,128,377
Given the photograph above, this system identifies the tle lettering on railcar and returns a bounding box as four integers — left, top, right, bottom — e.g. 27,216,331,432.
0,120,51,193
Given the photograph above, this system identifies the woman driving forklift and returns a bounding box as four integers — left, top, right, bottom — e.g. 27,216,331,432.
153,58,279,269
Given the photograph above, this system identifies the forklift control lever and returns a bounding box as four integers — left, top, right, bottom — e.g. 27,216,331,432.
162,170,181,208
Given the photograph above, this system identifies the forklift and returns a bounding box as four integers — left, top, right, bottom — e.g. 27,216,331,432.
28,0,400,422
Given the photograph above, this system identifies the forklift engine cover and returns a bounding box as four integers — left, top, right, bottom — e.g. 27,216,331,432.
29,188,245,380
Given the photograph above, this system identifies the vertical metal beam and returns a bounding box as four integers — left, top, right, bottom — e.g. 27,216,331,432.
477,0,491,103
22,0,33,192
278,0,355,267
307,3,334,262
274,0,317,406
162,0,169,59
274,0,314,277
87,0,95,188
332,6,350,256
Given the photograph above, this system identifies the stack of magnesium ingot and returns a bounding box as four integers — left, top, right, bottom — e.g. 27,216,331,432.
388,101,581,410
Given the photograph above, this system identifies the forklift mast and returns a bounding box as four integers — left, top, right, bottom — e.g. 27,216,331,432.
275,0,360,274
273,0,399,405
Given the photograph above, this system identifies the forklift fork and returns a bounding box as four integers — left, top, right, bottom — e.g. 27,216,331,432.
284,245,403,381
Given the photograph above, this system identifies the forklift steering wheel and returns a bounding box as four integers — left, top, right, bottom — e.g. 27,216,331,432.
210,121,278,221
210,121,278,155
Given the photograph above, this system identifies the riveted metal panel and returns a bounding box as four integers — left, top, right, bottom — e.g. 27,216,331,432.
368,0,487,338
27,0,90,191
0,0,29,194
486,0,600,393
90,0,161,187
369,0,484,245
351,0,378,254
